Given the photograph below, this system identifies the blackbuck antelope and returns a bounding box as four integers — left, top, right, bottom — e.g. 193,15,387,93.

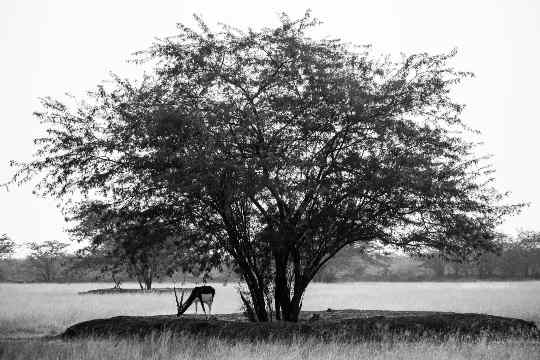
174,285,215,318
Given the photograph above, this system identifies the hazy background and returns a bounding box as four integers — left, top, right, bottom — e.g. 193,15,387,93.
1,0,539,256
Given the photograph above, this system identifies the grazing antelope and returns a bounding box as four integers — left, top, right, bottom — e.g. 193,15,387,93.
174,285,216,318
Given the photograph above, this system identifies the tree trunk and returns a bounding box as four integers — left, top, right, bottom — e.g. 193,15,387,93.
144,278,152,290
274,252,292,321
272,250,308,322
244,273,269,322
235,256,269,322
236,250,309,322
277,281,306,321
137,277,144,290
112,273,121,289
144,268,152,290
273,286,304,321
287,297,302,322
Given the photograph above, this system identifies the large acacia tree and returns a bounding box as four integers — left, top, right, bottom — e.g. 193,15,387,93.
11,12,518,321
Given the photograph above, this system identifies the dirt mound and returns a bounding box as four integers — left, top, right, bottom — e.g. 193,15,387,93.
61,310,539,342
78,287,190,295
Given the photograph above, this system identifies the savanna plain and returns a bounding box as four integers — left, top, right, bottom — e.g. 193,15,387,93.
1,281,540,359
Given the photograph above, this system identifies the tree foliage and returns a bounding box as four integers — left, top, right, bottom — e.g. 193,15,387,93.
27,240,69,282
420,232,540,279
69,201,222,290
0,234,15,260
69,243,130,288
11,12,519,321
496,231,540,278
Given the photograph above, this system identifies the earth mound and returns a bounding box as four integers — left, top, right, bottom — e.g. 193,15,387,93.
61,310,539,342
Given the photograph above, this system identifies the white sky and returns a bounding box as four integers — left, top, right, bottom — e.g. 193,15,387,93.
1,0,539,256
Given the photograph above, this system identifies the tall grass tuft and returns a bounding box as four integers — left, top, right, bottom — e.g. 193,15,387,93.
1,333,540,360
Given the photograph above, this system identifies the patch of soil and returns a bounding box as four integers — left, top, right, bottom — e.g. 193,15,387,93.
61,310,539,342
78,287,190,295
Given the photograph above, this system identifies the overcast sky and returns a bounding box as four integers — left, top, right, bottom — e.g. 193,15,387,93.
1,0,539,256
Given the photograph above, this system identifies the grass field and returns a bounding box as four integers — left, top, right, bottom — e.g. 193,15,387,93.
2,332,540,360
1,281,540,359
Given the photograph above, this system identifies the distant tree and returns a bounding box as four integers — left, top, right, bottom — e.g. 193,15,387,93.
0,234,16,281
11,12,520,321
421,238,502,280
313,244,380,282
69,246,128,287
27,240,69,282
0,234,15,260
68,201,222,290
475,251,500,278
420,254,448,279
514,231,540,278
474,234,508,278
419,233,540,280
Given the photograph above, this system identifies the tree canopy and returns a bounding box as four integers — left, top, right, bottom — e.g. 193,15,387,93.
69,201,222,289
0,234,15,260
11,12,519,321
27,240,69,282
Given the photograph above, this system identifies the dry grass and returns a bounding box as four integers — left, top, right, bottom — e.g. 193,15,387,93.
1,282,540,359
0,282,238,337
1,281,540,338
1,332,540,360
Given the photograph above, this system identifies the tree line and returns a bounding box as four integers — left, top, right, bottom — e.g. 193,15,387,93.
299,231,540,282
0,235,231,286
419,232,540,280
2,231,538,284
5,12,521,322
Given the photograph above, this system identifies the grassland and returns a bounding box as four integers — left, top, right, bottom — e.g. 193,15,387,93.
2,332,540,360
1,281,540,359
